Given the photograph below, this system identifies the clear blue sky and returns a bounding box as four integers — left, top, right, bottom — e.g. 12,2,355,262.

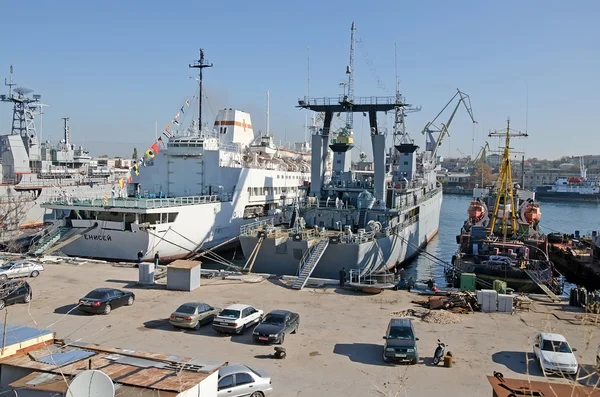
0,0,598,160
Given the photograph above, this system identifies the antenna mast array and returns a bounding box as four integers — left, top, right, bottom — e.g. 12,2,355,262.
189,49,213,130
344,22,356,134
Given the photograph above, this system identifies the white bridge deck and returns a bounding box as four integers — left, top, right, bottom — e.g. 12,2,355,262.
41,194,232,210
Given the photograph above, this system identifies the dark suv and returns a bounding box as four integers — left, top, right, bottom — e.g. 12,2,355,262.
382,317,419,364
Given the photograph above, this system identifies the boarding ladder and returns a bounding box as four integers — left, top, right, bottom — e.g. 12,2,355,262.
291,239,329,290
28,224,98,257
523,269,561,303
358,209,367,229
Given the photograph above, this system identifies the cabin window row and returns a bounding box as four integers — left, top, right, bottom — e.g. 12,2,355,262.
277,175,305,179
247,186,299,196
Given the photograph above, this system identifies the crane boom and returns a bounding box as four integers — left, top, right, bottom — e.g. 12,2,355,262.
421,89,477,160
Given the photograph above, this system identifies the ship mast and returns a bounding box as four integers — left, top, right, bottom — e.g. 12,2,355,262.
189,49,213,130
344,22,355,133
488,119,528,238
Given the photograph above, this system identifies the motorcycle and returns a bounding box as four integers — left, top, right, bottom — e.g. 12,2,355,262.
432,339,447,365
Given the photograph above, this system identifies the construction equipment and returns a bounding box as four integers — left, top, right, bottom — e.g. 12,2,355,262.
421,89,477,159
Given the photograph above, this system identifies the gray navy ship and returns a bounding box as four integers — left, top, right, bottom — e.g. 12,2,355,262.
0,66,121,247
238,22,475,287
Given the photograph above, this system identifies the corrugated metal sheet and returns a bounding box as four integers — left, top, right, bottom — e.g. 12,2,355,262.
37,348,95,365
0,324,53,345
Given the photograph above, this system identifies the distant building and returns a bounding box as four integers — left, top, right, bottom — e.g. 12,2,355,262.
486,153,502,167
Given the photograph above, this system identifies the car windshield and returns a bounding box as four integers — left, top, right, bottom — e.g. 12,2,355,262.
176,305,196,314
262,315,285,325
542,339,572,353
84,290,108,299
219,309,240,319
388,327,414,339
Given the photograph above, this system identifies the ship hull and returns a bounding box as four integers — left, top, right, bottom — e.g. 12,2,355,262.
239,189,442,279
535,191,600,203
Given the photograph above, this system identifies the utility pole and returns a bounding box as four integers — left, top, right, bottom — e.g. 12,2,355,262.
189,49,213,130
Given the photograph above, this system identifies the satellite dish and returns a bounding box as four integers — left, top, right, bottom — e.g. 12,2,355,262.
66,370,115,397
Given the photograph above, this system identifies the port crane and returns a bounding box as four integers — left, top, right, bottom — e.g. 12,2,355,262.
421,89,476,160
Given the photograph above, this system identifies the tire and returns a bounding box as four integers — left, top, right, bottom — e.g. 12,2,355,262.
0,275,7,281
30,270,39,278
0,300,5,310
103,304,112,315
126,296,134,306
279,333,285,345
432,356,440,366
382,349,391,363
411,355,419,365
193,321,201,331
23,293,31,303
250,392,264,397
292,323,299,334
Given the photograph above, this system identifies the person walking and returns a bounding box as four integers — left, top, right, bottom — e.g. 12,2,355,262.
136,250,143,268
154,252,160,267
339,267,347,287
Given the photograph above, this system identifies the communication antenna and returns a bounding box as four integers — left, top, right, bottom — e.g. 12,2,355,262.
189,49,213,130
66,370,115,397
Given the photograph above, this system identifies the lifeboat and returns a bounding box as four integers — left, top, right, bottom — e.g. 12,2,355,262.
468,200,486,223
520,201,542,224
567,177,583,184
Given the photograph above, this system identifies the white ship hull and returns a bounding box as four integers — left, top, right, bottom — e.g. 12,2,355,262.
238,189,442,279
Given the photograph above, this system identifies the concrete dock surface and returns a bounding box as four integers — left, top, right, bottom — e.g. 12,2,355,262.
5,260,600,397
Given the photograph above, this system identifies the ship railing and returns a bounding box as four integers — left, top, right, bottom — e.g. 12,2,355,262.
41,194,231,209
297,96,399,107
240,218,275,236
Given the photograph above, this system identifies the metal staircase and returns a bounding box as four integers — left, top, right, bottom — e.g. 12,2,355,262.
358,210,367,229
291,239,330,290
29,226,71,256
523,269,561,302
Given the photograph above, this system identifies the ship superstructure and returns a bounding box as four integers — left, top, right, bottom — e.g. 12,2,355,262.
535,156,600,202
238,23,470,285
0,66,118,243
39,51,311,262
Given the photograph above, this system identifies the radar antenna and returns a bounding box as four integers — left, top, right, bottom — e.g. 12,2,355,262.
189,49,213,131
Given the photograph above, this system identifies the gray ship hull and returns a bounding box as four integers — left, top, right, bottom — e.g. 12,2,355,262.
239,189,442,279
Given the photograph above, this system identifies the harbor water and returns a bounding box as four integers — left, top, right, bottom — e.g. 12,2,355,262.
406,194,600,292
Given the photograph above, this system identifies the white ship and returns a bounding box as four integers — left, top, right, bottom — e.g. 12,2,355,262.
0,66,120,247
238,23,475,286
39,50,310,262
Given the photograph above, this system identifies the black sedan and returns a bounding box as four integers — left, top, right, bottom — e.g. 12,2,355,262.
252,310,300,344
0,280,32,310
78,288,135,315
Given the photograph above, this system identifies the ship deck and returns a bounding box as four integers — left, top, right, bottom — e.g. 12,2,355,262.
40,194,231,212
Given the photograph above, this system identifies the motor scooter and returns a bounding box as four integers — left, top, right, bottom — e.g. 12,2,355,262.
432,339,447,365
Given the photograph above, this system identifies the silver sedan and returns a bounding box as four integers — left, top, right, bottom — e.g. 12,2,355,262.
217,364,272,397
0,260,44,281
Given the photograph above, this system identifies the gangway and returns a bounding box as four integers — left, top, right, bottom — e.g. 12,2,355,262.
291,239,329,290
523,269,561,303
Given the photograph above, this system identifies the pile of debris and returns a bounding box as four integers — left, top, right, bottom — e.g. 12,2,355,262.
422,310,463,324
412,292,480,313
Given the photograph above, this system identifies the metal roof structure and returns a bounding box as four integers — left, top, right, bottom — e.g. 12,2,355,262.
0,328,225,395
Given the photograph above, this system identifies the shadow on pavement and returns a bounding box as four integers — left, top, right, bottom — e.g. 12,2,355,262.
54,304,89,316
492,351,542,376
333,343,389,367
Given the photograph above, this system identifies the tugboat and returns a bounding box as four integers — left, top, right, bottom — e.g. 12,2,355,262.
448,120,562,295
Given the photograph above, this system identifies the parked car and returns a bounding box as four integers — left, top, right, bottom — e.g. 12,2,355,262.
533,332,578,375
213,304,263,334
252,310,299,344
382,318,419,364
0,280,32,309
217,364,272,397
78,288,135,315
0,260,44,280
169,302,221,330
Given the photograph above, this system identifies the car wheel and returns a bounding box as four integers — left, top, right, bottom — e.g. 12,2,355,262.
382,349,391,363
432,356,440,366
103,304,112,315
279,333,285,345
411,356,418,365
30,270,39,278
292,323,299,334
0,300,5,310
193,321,201,331
126,296,134,306
23,293,31,303
250,392,264,397
237,324,246,335
0,275,7,281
